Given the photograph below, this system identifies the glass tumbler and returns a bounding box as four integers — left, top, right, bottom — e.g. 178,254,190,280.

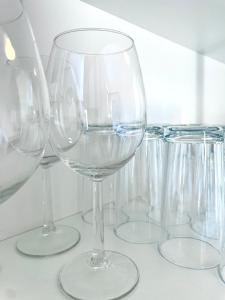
159,126,224,270
114,126,165,243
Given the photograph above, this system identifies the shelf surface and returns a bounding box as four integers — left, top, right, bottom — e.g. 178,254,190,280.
0,213,225,299
82,0,225,64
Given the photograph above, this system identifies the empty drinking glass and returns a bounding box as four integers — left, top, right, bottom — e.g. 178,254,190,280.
47,28,146,300
114,126,165,243
158,126,224,270
0,0,49,230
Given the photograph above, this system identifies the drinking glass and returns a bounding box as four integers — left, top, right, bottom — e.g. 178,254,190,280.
159,126,224,270
114,126,165,243
16,56,80,256
0,0,48,212
47,28,146,300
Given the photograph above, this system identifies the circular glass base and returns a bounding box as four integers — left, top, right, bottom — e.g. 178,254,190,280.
59,250,139,300
158,237,220,270
16,225,80,257
114,221,163,244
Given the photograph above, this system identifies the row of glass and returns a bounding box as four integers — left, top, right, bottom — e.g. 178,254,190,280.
81,124,225,278
17,124,225,283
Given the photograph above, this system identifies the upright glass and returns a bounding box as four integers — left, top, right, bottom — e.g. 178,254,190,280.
16,56,80,256
0,0,48,211
47,28,146,300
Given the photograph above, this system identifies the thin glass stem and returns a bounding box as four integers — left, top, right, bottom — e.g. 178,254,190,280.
90,179,106,268
41,166,56,235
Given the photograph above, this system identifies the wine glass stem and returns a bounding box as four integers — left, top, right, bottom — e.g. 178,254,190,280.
41,166,56,235
91,179,105,268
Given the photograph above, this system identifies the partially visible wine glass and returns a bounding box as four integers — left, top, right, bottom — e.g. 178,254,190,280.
0,0,49,228
48,28,146,300
16,56,80,256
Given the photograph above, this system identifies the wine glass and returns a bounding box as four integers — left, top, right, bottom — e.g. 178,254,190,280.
16,56,80,256
0,0,48,214
47,28,146,300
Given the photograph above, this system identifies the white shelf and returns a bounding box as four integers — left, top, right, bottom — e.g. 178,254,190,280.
82,0,225,64
0,213,224,300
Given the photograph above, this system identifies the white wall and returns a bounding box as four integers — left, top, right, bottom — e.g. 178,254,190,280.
22,0,225,124
1,0,225,240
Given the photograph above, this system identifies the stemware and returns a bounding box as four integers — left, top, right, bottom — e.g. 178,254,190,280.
47,28,146,300
0,0,48,213
16,56,80,256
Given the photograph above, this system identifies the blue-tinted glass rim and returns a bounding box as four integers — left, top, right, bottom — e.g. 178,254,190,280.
144,125,164,140
164,125,224,143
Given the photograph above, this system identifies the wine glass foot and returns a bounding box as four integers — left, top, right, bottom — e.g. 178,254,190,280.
59,250,139,300
16,225,80,256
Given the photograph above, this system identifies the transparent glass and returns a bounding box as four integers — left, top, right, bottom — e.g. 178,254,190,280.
16,56,80,256
0,1,48,208
81,174,123,227
47,28,146,300
158,126,225,270
114,126,164,243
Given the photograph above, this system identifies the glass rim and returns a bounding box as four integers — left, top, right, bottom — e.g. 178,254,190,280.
144,125,164,140
164,125,223,132
164,125,224,143
53,27,135,56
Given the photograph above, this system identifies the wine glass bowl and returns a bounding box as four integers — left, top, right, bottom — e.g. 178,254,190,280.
48,29,146,180
0,0,49,205
48,28,146,300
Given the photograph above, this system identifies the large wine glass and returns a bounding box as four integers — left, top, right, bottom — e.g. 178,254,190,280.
16,56,80,256
0,1,48,211
47,28,146,300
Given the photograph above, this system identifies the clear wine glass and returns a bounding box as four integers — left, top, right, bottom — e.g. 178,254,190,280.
16,56,80,256
47,28,146,300
0,0,48,212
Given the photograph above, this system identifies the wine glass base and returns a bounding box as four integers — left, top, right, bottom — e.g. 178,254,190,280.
16,225,80,257
114,221,163,244
59,250,139,300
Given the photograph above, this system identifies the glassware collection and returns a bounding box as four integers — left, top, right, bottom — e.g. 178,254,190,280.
1,1,225,299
